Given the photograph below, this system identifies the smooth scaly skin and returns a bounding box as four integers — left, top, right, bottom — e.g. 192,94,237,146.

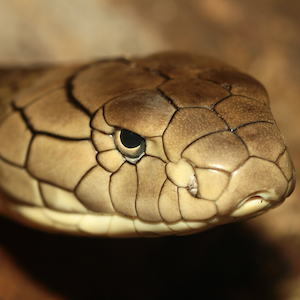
0,52,296,237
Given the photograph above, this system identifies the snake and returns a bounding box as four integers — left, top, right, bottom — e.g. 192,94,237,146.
0,51,296,238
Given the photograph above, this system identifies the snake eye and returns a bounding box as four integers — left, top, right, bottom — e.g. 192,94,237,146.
114,128,145,163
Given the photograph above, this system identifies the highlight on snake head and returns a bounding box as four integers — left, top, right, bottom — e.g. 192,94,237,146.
0,51,296,237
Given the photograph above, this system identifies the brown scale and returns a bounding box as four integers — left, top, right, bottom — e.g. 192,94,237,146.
159,78,231,108
73,61,166,114
198,70,270,106
0,51,296,237
24,88,91,139
110,162,138,217
104,89,176,137
163,108,229,162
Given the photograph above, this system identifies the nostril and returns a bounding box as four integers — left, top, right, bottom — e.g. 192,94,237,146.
166,159,195,186
187,174,198,197
166,159,199,197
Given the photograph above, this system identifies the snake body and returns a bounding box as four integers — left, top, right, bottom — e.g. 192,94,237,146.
0,52,296,237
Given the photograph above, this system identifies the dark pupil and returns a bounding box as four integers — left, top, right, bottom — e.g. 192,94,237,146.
120,129,142,148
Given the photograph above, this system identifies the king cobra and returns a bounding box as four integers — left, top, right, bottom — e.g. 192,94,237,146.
0,52,296,237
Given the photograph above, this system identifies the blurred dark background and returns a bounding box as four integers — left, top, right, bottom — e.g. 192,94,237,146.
0,0,300,299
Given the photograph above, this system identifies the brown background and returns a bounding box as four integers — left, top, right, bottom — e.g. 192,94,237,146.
0,0,300,299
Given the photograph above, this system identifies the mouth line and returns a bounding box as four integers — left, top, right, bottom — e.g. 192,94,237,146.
231,195,270,218
237,195,264,208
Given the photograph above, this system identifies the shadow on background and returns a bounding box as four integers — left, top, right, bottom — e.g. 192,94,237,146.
0,216,287,300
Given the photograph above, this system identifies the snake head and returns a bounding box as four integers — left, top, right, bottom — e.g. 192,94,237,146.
89,52,295,236
0,52,296,237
